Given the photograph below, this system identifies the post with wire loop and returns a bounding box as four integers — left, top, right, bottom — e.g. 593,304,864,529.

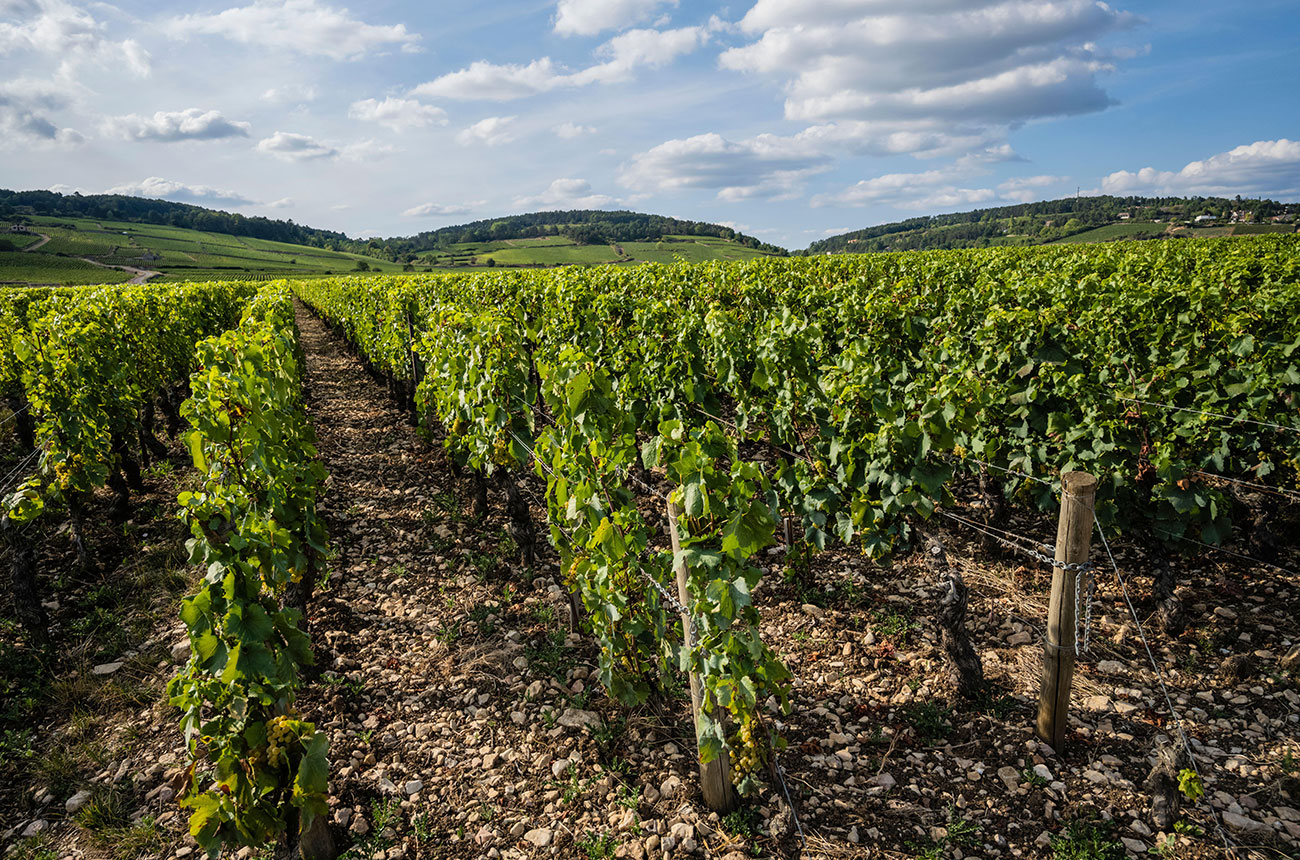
1036,470,1097,753
665,499,739,813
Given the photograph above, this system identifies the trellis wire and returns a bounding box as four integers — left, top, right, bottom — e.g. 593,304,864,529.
1117,394,1300,437
1092,510,1238,857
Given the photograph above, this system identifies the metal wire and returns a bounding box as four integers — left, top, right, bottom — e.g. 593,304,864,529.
1189,469,1300,504
0,448,41,497
1092,510,1238,857
1117,395,1300,437
1149,527,1299,578
935,509,1094,573
0,402,31,430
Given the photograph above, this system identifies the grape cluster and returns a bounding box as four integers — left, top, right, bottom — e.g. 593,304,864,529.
727,718,762,790
491,430,512,467
266,716,293,766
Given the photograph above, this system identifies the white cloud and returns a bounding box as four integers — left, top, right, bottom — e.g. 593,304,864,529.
402,202,475,217
1099,139,1300,198
0,80,83,145
813,148,1059,209
514,178,621,209
719,0,1135,155
104,176,254,207
340,138,400,161
256,130,338,160
349,97,448,131
262,84,318,104
165,0,419,60
411,26,706,100
998,173,1066,202
553,0,677,36
456,116,516,147
0,0,150,76
102,108,251,142
620,131,832,201
267,197,295,208
554,121,596,138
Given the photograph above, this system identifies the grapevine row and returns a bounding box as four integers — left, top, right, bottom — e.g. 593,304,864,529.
294,234,1299,800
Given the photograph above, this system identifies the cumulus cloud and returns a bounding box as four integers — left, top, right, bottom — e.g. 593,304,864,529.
553,0,677,36
0,81,83,145
719,0,1135,154
813,148,1062,209
340,138,399,161
402,202,475,217
554,121,596,138
456,116,516,147
104,176,254,207
102,108,251,142
266,197,295,208
411,26,706,100
514,178,621,209
1099,139,1300,198
0,0,150,76
165,0,419,60
256,130,338,160
262,84,318,104
620,131,832,201
349,97,447,131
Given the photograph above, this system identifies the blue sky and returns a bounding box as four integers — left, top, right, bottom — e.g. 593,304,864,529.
2,0,1298,248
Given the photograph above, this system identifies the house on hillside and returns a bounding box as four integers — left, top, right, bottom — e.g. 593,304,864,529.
1193,214,1216,224
1117,212,1131,220
8,224,28,233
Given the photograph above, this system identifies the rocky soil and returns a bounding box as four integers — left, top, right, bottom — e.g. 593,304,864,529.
3,305,1297,860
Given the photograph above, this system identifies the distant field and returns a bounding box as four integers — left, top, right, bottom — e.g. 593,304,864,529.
1,217,786,284
0,233,39,250
0,215,411,285
1230,223,1295,235
0,251,132,285
1050,222,1168,244
622,235,779,263
486,243,621,266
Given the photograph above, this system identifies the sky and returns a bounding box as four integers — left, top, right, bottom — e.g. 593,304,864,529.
2,0,1299,249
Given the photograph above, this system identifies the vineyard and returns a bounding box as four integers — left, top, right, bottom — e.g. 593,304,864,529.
1,235,1298,860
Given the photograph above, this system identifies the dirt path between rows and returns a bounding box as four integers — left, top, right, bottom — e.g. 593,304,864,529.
20,232,51,252
76,256,160,284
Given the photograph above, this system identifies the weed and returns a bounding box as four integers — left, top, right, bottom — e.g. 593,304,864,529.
5,834,55,860
76,785,131,832
526,630,571,679
872,605,920,641
577,830,616,859
721,806,763,840
615,781,639,810
1281,751,1296,775
945,805,982,848
357,729,374,744
906,701,951,743
532,604,557,626
1172,821,1203,838
388,562,409,579
1021,766,1049,788
144,459,174,479
1051,818,1125,860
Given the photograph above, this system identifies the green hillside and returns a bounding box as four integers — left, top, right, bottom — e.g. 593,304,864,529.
0,194,787,285
807,194,1298,254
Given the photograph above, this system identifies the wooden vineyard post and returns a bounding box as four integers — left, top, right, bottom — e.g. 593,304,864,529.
1036,470,1098,752
666,499,740,813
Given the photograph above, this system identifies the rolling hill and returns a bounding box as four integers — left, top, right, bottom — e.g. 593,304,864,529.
806,194,1297,254
0,191,787,285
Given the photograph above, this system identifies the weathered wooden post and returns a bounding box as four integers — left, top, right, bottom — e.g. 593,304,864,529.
666,499,739,813
1036,471,1097,752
